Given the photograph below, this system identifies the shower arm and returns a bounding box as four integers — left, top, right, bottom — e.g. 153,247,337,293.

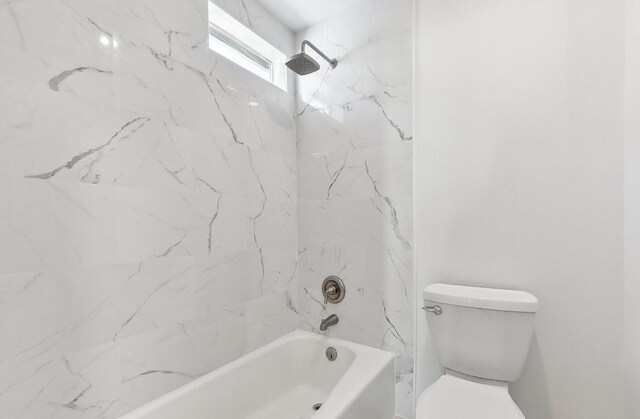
301,41,338,68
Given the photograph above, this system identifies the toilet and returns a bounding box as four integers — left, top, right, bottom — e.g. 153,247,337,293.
417,283,539,419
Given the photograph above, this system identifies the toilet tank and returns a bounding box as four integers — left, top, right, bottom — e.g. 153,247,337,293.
424,284,539,383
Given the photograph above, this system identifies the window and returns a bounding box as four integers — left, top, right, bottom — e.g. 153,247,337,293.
208,2,288,90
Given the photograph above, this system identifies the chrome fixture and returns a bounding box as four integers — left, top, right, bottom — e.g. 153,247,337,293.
320,314,339,331
326,347,337,361
285,40,337,75
322,276,346,304
422,305,443,315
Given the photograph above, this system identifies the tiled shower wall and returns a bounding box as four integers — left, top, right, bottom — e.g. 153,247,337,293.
0,0,298,417
295,0,415,417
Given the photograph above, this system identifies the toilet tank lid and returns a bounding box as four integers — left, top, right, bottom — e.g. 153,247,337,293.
423,284,539,313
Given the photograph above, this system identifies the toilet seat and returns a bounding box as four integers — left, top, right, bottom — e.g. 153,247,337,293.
416,373,525,419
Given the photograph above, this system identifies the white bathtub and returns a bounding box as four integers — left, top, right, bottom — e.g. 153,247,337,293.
121,330,395,419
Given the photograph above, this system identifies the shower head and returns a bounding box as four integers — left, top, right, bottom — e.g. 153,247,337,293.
286,52,321,75
286,40,337,75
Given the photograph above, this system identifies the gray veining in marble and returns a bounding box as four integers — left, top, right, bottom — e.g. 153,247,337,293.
0,0,299,417
0,0,414,417
294,0,415,417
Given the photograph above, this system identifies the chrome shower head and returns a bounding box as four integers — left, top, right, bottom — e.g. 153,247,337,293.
286,40,337,76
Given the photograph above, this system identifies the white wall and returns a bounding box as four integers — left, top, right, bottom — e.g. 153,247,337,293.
626,0,640,416
414,1,626,418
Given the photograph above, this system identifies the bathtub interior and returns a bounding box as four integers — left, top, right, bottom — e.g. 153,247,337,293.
128,334,358,419
245,338,357,419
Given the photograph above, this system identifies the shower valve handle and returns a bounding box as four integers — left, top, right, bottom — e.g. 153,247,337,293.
322,276,346,304
323,285,338,304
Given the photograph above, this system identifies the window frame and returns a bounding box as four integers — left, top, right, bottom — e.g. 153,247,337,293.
207,2,288,91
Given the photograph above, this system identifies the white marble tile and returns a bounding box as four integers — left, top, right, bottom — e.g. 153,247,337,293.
298,142,413,201
245,291,298,353
115,186,221,262
0,246,298,376
105,254,255,342
296,91,412,156
252,197,297,249
0,75,297,201
0,1,300,416
234,146,297,203
298,196,413,251
0,292,298,418
0,0,297,159
0,0,118,94
294,0,413,157
110,249,297,341
0,0,414,416
0,76,137,182
295,1,414,416
57,0,210,61
395,355,415,419
260,246,299,296
0,260,193,373
297,200,329,249
298,246,413,355
0,179,117,275
52,0,295,75
0,266,122,372
0,311,249,418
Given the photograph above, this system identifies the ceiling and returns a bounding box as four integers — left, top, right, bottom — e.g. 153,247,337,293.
256,0,365,32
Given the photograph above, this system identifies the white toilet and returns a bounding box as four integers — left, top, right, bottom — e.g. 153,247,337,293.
417,283,539,419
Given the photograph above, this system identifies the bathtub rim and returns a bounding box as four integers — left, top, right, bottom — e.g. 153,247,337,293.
121,329,395,419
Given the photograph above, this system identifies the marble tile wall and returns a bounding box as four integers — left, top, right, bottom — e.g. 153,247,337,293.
0,0,298,417
294,1,415,417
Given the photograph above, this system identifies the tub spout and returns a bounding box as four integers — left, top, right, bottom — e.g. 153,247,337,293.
320,314,339,331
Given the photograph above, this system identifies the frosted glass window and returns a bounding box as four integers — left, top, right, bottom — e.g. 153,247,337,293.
208,2,287,90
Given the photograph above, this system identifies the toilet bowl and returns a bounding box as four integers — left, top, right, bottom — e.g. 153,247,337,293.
417,284,538,419
416,373,524,419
